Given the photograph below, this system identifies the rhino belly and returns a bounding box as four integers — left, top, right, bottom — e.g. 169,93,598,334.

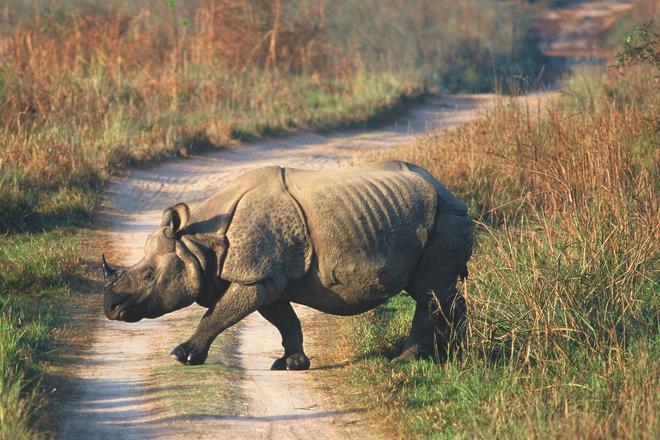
285,261,402,316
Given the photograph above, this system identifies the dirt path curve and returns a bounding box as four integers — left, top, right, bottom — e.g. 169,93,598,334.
535,0,632,84
58,94,500,439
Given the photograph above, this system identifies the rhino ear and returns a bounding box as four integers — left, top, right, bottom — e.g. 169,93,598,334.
161,203,190,236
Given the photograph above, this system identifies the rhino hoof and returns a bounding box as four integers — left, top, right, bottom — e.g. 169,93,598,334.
270,353,309,370
287,353,311,370
271,353,310,371
170,344,188,363
390,355,411,365
271,357,287,370
170,342,208,366
392,345,438,364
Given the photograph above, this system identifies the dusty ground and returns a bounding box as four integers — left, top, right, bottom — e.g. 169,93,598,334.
536,0,632,58
535,0,632,84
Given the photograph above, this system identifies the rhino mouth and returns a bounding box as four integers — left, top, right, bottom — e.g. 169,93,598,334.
106,299,144,322
118,310,143,323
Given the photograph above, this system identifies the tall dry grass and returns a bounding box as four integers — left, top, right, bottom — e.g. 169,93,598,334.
343,64,658,438
0,0,541,232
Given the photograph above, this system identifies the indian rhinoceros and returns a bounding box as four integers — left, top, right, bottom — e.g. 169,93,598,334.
102,161,473,370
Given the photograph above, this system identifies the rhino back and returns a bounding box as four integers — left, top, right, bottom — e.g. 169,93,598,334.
285,162,437,296
183,166,310,286
404,162,467,215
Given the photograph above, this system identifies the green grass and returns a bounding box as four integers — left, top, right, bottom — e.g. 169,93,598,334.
0,232,80,295
348,339,657,439
0,231,79,439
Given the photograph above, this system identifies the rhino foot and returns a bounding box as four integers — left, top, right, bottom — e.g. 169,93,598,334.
391,352,415,365
171,341,209,366
271,353,310,371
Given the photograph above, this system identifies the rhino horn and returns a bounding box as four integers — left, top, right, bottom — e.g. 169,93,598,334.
102,254,123,286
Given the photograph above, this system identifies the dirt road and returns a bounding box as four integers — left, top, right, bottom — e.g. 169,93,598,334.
537,0,632,58
57,94,499,439
536,0,632,84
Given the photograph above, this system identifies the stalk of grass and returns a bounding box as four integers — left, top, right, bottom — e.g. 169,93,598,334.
0,313,34,440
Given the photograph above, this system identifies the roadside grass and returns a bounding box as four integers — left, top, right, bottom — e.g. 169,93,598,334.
0,231,79,439
335,64,659,438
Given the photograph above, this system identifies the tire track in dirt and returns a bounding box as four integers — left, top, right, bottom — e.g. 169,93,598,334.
58,94,502,439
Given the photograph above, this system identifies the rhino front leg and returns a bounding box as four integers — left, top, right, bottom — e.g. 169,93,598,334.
171,281,273,365
258,301,310,371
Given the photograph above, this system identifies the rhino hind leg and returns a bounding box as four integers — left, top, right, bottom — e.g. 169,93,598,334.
394,217,470,362
394,277,466,363
258,301,310,371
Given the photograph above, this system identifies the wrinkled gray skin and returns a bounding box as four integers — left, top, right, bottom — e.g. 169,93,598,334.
103,161,473,370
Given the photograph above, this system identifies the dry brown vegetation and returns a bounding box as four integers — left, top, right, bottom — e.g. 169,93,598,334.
0,0,541,232
338,62,658,438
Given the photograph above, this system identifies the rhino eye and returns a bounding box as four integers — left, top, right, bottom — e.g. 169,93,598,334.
141,269,155,284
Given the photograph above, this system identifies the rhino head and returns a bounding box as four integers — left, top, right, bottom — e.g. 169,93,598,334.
103,203,207,322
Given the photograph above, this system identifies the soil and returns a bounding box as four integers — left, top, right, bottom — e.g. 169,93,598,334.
536,0,632,58
535,0,632,84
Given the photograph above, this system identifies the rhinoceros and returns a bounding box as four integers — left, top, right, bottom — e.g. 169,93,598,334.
102,161,473,370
